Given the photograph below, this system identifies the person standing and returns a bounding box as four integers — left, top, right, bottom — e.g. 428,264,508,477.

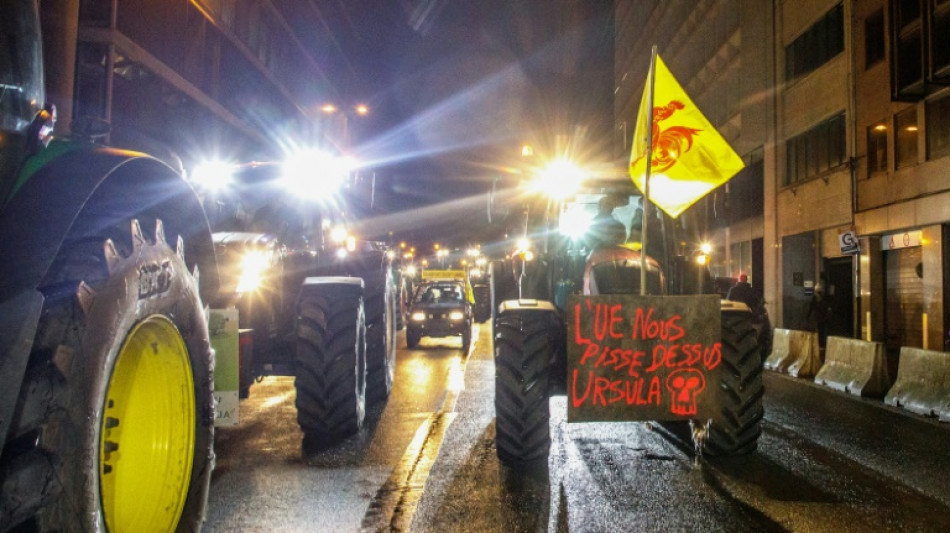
586,195,627,249
807,284,832,348
727,273,759,310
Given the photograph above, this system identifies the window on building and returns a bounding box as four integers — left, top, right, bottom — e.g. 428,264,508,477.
867,121,888,175
865,9,885,68
926,93,950,159
785,3,844,81
785,113,847,185
892,0,924,100
933,0,950,83
729,157,764,223
890,0,950,99
895,107,919,168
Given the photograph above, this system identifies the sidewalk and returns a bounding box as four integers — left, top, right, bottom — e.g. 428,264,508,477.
763,371,950,507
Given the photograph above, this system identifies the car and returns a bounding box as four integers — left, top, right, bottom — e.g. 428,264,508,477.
406,279,473,351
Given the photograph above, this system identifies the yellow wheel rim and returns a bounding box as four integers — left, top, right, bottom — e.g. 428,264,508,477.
100,315,195,533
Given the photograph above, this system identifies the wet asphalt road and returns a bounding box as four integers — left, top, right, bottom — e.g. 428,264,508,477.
205,325,950,532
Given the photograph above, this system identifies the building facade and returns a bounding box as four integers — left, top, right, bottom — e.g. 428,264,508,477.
614,0,950,367
40,0,344,173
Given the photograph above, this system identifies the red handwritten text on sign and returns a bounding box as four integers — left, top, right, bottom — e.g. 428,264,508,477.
566,295,721,423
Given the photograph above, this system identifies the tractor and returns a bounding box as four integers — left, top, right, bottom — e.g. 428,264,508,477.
192,157,398,444
0,1,216,530
489,166,765,466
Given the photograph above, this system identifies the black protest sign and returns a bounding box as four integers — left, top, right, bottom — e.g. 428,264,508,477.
566,294,721,422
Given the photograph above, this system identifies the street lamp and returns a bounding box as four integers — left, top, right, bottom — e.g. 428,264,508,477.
320,102,369,148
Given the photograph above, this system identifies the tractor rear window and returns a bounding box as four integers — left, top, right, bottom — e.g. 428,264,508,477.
591,261,664,295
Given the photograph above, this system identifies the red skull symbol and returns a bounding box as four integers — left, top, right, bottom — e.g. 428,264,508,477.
666,368,706,416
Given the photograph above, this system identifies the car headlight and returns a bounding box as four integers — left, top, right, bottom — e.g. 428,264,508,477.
411,311,426,321
449,311,465,321
237,250,272,293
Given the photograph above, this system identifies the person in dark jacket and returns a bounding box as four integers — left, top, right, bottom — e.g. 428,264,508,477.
727,273,759,310
586,195,627,249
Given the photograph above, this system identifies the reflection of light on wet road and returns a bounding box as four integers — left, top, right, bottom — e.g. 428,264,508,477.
261,389,294,409
447,356,465,393
406,357,434,390
361,322,481,530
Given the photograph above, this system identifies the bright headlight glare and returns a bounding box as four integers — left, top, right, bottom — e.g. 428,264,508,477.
335,248,348,259
330,226,347,243
282,148,350,199
345,235,357,252
700,242,713,255
475,257,487,266
516,238,531,251
411,311,426,321
469,268,482,278
696,254,708,266
236,250,271,293
532,158,584,199
449,311,465,321
559,205,595,239
191,160,234,192
405,265,417,276
523,250,535,261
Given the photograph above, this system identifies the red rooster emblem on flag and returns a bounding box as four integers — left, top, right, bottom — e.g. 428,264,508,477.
634,100,702,173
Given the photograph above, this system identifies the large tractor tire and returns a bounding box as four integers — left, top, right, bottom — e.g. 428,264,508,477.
364,269,397,404
1,219,214,532
294,282,367,443
705,310,764,456
494,310,561,466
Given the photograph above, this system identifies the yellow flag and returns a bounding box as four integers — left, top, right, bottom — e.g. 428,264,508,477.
629,54,745,219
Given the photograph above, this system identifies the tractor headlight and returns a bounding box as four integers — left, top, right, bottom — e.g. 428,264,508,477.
449,311,465,321
236,250,272,293
411,311,426,321
558,205,595,239
528,158,585,200
191,160,235,192
281,149,352,200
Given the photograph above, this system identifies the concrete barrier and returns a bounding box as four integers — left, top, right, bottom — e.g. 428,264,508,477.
764,329,821,377
764,329,793,372
813,336,891,398
884,347,950,421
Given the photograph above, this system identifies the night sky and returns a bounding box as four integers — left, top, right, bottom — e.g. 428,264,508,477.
280,1,614,247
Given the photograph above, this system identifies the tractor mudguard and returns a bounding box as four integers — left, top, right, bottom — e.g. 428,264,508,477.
0,145,217,303
0,289,44,447
497,298,559,316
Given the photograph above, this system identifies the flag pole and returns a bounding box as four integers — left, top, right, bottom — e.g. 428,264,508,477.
641,45,657,296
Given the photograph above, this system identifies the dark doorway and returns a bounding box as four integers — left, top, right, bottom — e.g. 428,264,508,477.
824,257,854,339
